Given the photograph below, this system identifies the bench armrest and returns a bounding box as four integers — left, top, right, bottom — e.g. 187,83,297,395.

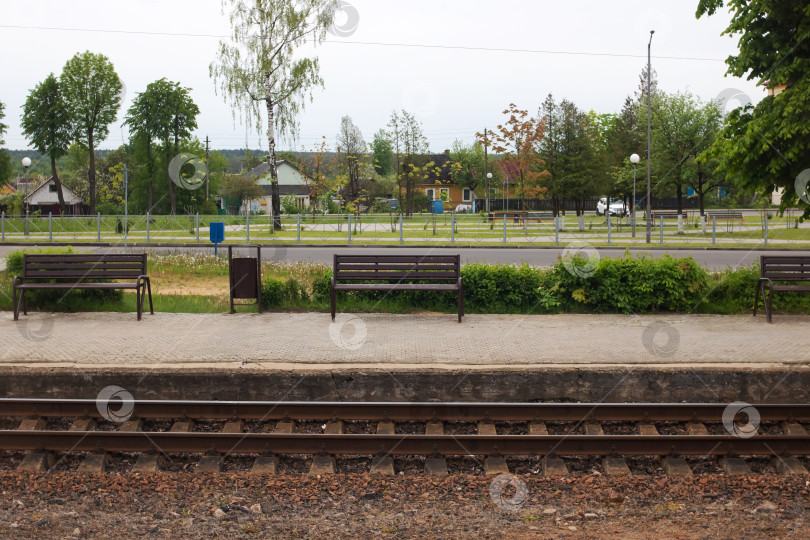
12,275,21,288
330,276,336,288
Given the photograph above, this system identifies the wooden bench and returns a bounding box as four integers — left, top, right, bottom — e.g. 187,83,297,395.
12,253,153,321
650,211,686,221
707,210,744,222
526,212,555,222
331,254,463,322
754,255,810,323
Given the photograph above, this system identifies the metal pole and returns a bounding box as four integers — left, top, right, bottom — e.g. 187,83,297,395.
399,213,403,245
764,214,768,247
25,211,29,237
146,212,150,243
49,212,52,242
712,217,716,247
196,213,200,243
246,212,250,243
646,31,655,244
632,164,637,238
659,216,664,245
451,213,455,245
124,163,128,248
297,213,301,243
607,213,611,245
348,215,352,245
484,126,489,213
97,212,101,243
503,215,507,245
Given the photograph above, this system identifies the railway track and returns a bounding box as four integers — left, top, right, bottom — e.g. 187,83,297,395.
2,399,810,476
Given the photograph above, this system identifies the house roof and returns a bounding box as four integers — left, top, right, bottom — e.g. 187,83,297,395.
23,177,81,203
424,153,453,184
0,183,16,194
247,160,304,178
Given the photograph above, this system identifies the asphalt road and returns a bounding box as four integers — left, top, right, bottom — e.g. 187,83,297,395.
2,244,805,270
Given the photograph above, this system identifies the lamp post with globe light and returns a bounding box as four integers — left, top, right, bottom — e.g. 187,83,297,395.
630,153,640,237
21,157,31,218
486,172,492,213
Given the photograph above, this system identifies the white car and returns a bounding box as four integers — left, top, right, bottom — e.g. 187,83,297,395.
454,204,472,213
596,197,627,217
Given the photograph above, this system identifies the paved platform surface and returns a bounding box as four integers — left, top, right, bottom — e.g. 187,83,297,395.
2,311,808,370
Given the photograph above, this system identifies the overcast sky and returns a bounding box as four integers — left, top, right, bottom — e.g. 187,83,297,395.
1,0,761,155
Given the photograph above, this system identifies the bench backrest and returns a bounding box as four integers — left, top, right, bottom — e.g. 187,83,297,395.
22,253,148,281
334,254,460,281
761,256,810,282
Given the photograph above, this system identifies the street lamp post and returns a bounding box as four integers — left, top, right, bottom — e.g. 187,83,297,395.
630,153,640,237
21,157,31,218
645,30,654,243
486,172,492,213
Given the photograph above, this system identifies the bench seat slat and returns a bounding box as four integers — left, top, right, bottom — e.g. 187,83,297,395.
335,272,460,280
26,263,145,271
335,264,458,271
25,270,144,281
335,256,458,264
23,255,145,263
16,283,140,290
771,285,810,291
334,283,458,291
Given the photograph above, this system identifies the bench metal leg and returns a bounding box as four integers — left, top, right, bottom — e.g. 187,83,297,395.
766,286,774,323
457,282,464,323
12,279,20,321
145,278,154,315
136,284,142,321
330,287,336,321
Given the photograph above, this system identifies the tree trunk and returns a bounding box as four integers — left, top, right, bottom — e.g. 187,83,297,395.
50,155,67,215
146,137,154,213
265,85,282,230
165,145,177,214
697,171,705,217
676,183,683,214
88,129,96,215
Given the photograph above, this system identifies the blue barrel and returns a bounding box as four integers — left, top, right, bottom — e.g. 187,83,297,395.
431,200,444,214
209,222,225,244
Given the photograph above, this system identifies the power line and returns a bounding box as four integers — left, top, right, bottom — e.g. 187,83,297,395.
0,24,725,62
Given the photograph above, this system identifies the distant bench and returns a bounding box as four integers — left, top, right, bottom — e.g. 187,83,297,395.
488,211,555,223
331,254,463,322
12,253,153,321
650,211,686,221
754,255,810,323
707,210,744,222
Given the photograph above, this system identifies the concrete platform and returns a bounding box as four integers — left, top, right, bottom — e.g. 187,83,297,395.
1,311,809,402
2,311,809,368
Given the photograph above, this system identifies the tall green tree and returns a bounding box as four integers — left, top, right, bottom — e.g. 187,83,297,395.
448,139,486,191
371,129,393,177
21,73,74,213
539,95,602,226
0,101,11,185
336,115,365,200
652,91,722,216
61,51,123,214
697,0,810,214
387,110,429,216
210,0,337,228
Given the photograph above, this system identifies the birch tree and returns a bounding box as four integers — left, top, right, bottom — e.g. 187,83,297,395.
210,0,337,229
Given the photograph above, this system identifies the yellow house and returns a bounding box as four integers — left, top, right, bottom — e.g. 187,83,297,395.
413,151,476,211
0,184,16,196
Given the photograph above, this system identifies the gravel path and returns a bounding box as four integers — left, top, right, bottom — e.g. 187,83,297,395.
0,472,808,539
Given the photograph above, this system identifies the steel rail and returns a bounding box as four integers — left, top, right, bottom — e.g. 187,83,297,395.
3,431,809,456
2,399,810,422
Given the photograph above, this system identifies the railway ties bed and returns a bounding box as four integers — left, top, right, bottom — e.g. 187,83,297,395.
2,399,810,477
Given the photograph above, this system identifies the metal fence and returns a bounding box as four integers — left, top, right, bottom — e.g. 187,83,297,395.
1,211,806,248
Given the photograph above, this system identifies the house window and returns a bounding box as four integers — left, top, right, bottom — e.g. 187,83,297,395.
462,188,472,202
425,188,435,200
49,184,57,192
439,188,449,201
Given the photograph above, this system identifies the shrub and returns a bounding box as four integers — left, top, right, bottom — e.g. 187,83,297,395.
261,278,287,307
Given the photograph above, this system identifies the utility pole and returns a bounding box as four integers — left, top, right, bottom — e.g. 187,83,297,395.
205,136,210,201
483,126,489,213
646,30,655,244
